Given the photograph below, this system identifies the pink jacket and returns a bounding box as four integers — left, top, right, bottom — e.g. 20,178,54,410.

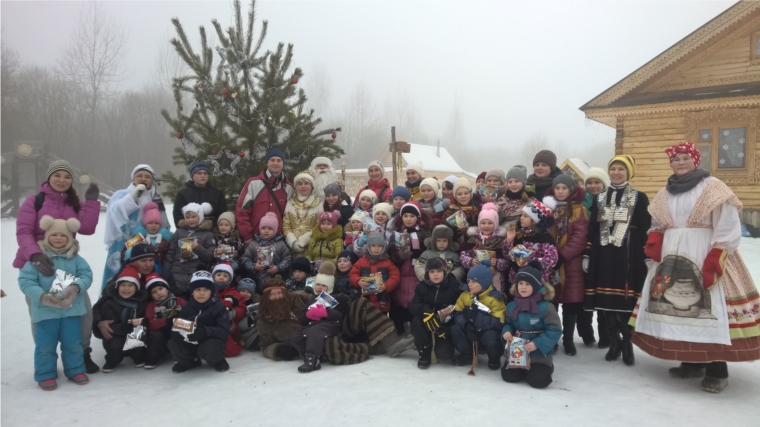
13,182,100,268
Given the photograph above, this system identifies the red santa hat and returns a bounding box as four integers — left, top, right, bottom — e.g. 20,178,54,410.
116,265,141,289
145,272,169,292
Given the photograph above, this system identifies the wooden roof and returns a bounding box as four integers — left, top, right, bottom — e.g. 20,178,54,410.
580,1,760,121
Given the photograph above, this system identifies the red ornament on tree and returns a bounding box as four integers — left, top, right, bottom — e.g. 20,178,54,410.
177,133,183,139
291,77,299,84
211,149,216,155
223,88,229,95
198,82,204,88
331,132,337,139
239,151,245,158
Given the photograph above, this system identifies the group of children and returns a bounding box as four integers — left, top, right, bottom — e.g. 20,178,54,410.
20,159,621,391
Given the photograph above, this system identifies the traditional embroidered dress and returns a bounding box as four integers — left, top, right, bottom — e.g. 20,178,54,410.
630,177,760,362
585,183,650,312
283,192,323,258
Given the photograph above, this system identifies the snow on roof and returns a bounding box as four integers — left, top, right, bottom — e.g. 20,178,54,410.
344,167,393,174
565,158,591,175
400,144,468,173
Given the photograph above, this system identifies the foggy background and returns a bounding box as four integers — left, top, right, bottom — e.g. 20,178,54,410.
1,0,736,188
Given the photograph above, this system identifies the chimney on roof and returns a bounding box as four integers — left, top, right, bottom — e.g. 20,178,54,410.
437,140,440,157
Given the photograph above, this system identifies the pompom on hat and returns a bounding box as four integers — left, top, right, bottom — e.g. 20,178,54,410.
478,202,500,227
665,141,701,167
145,272,170,293
182,202,213,223
522,197,555,225
315,261,336,294
318,210,340,228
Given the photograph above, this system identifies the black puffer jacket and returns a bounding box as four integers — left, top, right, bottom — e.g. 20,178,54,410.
408,274,462,318
172,181,228,225
174,292,230,342
92,280,149,340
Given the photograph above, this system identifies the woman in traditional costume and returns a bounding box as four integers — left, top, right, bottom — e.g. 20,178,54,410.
585,155,650,366
630,142,760,393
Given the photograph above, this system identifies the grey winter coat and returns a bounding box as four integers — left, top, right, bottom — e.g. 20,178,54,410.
241,233,293,289
164,219,217,293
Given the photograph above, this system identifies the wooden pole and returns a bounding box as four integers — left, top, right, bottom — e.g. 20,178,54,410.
391,126,397,187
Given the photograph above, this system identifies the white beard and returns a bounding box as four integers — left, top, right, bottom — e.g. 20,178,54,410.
310,167,339,196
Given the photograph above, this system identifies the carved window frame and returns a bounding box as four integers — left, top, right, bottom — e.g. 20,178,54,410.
688,108,758,184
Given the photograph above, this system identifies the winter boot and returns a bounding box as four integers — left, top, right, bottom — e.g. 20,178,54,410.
453,352,472,366
604,312,622,361
38,379,57,391
700,376,728,393
417,344,432,369
621,326,635,366
102,361,118,373
172,358,201,374
562,313,578,356
67,373,89,385
597,312,610,348
298,353,321,373
577,310,596,346
83,347,99,374
669,363,707,379
381,332,416,358
214,360,230,372
487,355,501,370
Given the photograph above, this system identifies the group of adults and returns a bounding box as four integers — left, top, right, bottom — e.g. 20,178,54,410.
13,144,760,393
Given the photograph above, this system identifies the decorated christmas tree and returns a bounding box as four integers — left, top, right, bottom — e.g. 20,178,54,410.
160,0,343,200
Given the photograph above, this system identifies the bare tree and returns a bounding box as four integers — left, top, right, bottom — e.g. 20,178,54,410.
519,133,550,169
57,1,127,123
444,93,465,156
151,33,191,98
304,61,332,119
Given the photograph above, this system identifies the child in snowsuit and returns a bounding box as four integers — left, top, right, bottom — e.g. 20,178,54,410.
389,201,432,336
132,202,173,273
501,261,562,389
168,271,231,373
415,224,465,283
144,272,186,369
236,279,260,351
349,231,400,313
241,212,293,290
164,202,216,296
452,259,506,371
286,257,312,292
460,203,509,293
95,265,149,373
291,262,350,372
344,211,368,250
335,250,361,301
306,210,344,265
544,173,591,356
213,211,245,270
503,199,559,297
18,215,93,390
409,257,462,369
212,262,246,357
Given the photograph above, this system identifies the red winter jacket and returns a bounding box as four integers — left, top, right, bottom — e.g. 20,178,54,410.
218,286,247,357
352,178,392,209
349,256,400,313
145,297,188,331
235,171,294,242
546,186,588,304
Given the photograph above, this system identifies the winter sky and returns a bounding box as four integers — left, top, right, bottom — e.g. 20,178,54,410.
0,0,737,159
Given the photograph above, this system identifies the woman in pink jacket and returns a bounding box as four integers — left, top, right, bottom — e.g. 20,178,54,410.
14,160,101,373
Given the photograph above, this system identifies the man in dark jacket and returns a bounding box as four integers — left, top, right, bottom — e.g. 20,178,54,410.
167,271,231,373
409,257,462,369
172,161,228,226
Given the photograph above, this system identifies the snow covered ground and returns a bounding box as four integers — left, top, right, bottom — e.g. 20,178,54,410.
2,212,759,427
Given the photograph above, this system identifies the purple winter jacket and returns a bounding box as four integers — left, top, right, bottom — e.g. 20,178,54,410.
13,182,101,268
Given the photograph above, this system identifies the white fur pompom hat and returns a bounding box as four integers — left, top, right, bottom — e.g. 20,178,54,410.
182,202,213,223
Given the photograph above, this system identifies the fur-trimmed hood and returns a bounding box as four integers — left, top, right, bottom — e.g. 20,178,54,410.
37,239,80,260
310,222,344,241
423,225,459,252
177,218,213,230
509,281,555,301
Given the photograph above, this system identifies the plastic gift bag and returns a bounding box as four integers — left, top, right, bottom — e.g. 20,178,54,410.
180,237,198,261
446,210,467,229
49,269,79,299
123,323,147,351
256,246,274,266
509,244,535,267
314,291,339,309
361,272,383,296
507,337,531,370
475,250,496,273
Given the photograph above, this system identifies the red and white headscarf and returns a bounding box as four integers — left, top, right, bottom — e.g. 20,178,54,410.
665,142,701,167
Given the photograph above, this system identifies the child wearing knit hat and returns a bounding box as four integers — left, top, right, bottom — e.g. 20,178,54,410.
405,162,425,202
287,256,313,292
143,272,187,368
306,210,344,266
418,178,448,226
164,202,217,296
291,261,351,373
415,225,465,282
18,215,94,389
390,186,412,218
344,211,368,250
502,199,559,296
356,189,377,213
352,203,394,255
132,202,174,272
582,167,610,211
211,262,247,358
240,212,293,289
451,259,506,372
460,203,509,294
334,250,360,301
441,177,481,245
213,211,245,269
498,165,535,225
501,260,562,389
349,232,400,313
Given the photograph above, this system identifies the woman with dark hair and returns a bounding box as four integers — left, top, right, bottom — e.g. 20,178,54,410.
14,160,101,373
102,164,170,290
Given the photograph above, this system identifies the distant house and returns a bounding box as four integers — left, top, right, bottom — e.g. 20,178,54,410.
559,158,591,186
342,143,475,197
580,1,760,226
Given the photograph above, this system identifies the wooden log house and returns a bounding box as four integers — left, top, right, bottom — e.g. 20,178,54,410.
581,1,760,227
